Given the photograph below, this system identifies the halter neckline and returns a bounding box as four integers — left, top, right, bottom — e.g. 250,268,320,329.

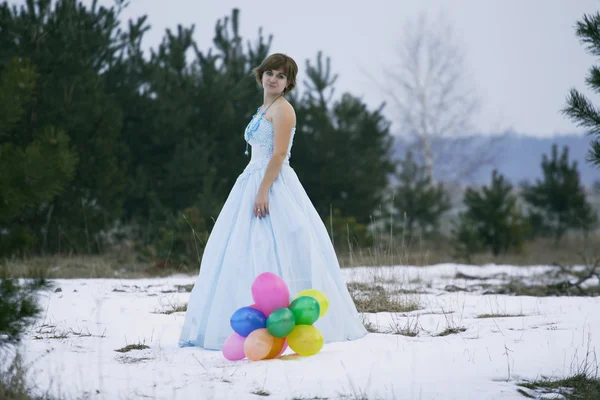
245,95,282,155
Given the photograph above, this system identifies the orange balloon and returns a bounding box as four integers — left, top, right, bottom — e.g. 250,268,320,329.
264,337,286,360
243,328,274,361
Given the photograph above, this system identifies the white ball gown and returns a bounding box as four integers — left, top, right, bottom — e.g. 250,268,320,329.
178,106,367,350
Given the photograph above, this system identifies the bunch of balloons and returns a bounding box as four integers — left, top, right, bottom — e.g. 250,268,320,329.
222,272,329,361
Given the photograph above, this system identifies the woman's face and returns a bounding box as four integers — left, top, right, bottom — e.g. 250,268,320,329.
262,68,288,96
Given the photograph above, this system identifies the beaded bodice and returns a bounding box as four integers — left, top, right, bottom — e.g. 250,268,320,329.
243,107,296,168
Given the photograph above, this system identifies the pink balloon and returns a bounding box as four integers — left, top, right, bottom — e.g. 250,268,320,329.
251,272,290,317
222,332,246,361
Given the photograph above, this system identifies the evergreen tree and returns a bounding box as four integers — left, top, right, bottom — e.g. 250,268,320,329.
389,151,451,237
0,2,401,261
521,144,597,242
452,212,484,263
116,9,272,249
455,170,528,257
0,0,130,254
0,57,78,255
294,52,395,225
563,12,600,167
0,277,44,347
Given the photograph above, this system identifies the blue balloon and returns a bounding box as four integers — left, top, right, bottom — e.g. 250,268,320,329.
230,306,267,337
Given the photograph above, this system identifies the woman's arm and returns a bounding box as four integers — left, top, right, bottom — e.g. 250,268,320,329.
254,103,296,218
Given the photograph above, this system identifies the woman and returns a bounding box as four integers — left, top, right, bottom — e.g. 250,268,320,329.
179,53,367,351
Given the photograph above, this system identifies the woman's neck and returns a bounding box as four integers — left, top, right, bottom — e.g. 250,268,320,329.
263,93,282,108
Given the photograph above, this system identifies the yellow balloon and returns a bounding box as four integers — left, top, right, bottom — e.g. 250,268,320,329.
287,325,324,357
295,289,329,318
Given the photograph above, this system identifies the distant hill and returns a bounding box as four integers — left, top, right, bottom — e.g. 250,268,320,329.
391,132,599,188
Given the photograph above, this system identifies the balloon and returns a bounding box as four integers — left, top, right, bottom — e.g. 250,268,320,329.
296,289,329,317
287,325,324,357
264,337,286,360
266,308,296,338
278,339,288,357
230,306,267,337
222,332,246,361
251,272,290,317
289,296,320,325
243,328,274,361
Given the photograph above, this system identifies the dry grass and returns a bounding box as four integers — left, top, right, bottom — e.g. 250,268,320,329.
518,374,600,399
338,234,600,268
2,248,151,279
292,397,328,400
517,333,600,398
347,269,424,336
3,232,599,280
251,389,271,397
359,313,378,333
174,284,194,292
483,279,600,297
387,313,420,337
347,282,420,314
291,398,328,400
0,352,55,400
0,353,31,400
154,302,187,315
477,313,525,319
116,356,154,364
115,343,150,353
32,324,105,340
436,327,467,336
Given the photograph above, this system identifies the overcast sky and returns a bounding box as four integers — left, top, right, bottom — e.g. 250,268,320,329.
15,0,600,137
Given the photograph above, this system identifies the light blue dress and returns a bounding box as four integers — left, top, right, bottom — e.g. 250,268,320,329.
178,107,367,350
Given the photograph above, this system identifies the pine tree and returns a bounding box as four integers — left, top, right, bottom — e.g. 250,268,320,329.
390,151,451,237
563,12,600,167
1,0,130,254
294,52,396,224
0,277,43,347
0,57,78,256
521,144,597,242
0,2,401,260
0,261,47,348
455,170,528,257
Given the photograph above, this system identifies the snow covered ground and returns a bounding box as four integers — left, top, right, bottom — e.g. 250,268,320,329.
12,263,600,399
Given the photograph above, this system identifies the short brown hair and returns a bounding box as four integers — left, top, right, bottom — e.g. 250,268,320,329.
252,53,298,94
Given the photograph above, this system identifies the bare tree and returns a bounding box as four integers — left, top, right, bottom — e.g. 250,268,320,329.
377,13,502,184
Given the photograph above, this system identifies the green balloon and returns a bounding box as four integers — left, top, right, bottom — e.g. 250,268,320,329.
266,308,296,338
289,296,321,325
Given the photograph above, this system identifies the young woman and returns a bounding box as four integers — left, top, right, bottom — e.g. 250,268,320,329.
179,53,366,351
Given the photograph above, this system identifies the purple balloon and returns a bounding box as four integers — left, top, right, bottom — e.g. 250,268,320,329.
230,306,267,337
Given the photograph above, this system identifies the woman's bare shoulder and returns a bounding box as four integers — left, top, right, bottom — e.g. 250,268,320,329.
274,99,296,121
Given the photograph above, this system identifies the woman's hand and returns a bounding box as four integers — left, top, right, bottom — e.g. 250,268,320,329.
254,190,269,218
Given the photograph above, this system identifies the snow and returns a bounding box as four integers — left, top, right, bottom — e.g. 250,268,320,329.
10,263,600,399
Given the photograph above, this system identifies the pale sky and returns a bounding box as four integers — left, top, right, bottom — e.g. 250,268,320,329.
14,0,600,137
